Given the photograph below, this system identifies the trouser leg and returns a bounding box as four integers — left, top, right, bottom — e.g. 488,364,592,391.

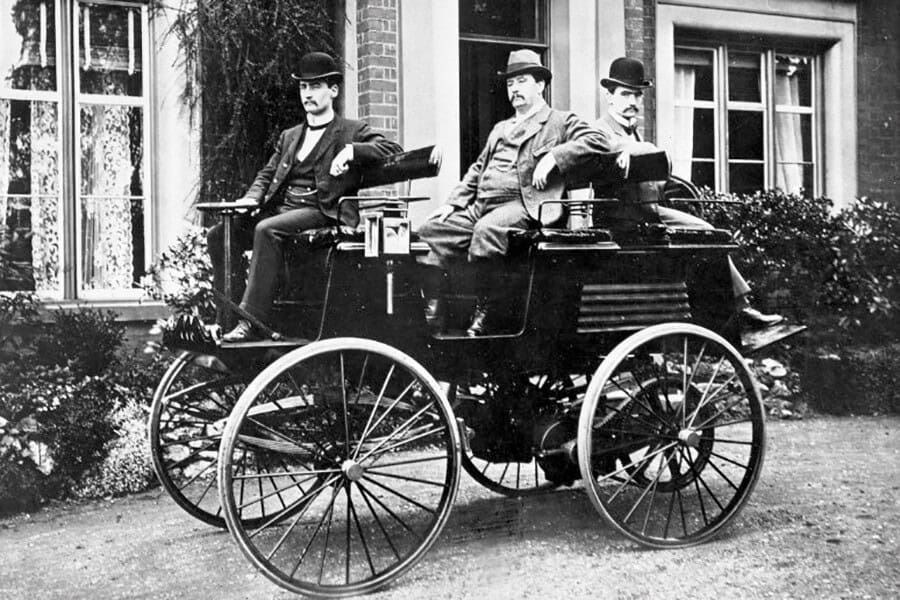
417,205,481,269
240,206,330,321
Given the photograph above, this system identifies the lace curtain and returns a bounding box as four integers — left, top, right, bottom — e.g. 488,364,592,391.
80,103,135,290
30,100,60,293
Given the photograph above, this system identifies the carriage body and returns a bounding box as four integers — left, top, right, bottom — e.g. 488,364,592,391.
149,153,799,598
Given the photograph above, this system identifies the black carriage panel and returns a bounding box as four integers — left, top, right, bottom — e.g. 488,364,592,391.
516,223,741,366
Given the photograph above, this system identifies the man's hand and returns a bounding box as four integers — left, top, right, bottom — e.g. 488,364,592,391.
532,151,557,190
329,144,354,177
428,204,456,223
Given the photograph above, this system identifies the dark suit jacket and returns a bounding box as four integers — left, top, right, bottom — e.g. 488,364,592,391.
244,115,402,226
592,113,664,224
447,104,605,225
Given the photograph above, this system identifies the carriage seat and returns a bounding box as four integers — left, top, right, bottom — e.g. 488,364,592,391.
609,222,735,247
285,225,423,251
507,226,615,254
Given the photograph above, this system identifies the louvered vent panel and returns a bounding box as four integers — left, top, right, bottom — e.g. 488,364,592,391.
577,282,692,333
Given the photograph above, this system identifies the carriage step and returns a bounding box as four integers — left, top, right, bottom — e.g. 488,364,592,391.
219,337,311,348
741,323,807,354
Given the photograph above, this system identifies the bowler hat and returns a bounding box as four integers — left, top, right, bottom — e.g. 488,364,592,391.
601,57,652,90
497,49,552,82
291,52,343,82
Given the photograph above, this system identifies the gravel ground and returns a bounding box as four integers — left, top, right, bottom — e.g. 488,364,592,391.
1,416,898,600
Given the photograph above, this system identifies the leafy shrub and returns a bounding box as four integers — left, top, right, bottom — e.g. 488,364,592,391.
73,400,155,499
141,226,216,320
692,190,900,344
0,292,39,362
0,308,166,508
34,308,125,377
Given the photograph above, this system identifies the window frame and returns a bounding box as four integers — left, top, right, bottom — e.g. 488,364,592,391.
655,2,857,207
674,38,823,196
0,0,154,300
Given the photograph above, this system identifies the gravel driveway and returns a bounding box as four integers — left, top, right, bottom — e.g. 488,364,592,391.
1,416,898,599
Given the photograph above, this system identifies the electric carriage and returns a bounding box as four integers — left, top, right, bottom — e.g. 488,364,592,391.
148,146,803,597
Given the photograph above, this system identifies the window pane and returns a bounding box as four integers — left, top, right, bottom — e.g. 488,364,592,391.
775,113,812,163
674,47,714,101
729,163,764,195
690,161,715,190
0,98,61,293
0,0,57,92
728,52,761,103
78,3,142,96
775,55,812,106
728,110,763,160
459,0,541,39
79,104,144,291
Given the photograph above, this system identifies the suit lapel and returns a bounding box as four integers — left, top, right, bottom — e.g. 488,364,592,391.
283,125,305,166
513,104,552,146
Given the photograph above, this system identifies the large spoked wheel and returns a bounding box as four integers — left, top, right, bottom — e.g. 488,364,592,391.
453,374,586,497
149,351,248,527
578,323,765,548
218,338,461,598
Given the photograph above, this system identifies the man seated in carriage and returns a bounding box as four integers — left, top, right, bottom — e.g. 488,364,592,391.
592,56,782,329
417,49,607,337
207,52,403,342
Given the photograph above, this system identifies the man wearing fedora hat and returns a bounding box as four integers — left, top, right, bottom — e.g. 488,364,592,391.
418,49,605,336
593,56,782,328
207,51,402,341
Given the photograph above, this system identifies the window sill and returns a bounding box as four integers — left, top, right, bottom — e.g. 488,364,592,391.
37,299,172,323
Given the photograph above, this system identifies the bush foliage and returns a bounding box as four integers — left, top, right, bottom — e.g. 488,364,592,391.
0,299,166,513
691,191,900,345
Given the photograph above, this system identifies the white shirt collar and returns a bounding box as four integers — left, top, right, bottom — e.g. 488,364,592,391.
513,99,547,125
608,109,637,132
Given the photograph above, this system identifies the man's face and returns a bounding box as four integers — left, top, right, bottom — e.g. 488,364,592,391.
299,80,338,115
506,73,545,112
607,86,643,121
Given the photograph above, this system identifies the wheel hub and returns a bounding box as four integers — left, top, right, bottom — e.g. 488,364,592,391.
341,459,365,481
677,428,701,448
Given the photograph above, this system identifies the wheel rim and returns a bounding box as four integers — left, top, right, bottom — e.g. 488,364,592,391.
454,373,586,497
218,338,460,598
578,324,766,548
149,351,246,527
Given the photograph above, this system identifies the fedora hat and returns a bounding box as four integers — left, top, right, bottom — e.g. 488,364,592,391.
497,49,552,82
291,52,343,82
601,56,652,90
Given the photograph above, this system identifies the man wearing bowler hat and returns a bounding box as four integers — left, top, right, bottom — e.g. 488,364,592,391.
594,56,782,328
417,49,605,336
207,51,403,342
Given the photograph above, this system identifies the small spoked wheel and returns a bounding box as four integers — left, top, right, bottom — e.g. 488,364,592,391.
577,323,765,548
149,351,248,527
453,373,586,497
217,338,460,598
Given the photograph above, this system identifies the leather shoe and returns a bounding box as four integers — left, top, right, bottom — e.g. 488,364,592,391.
740,306,783,329
424,298,446,333
222,319,260,342
466,304,490,337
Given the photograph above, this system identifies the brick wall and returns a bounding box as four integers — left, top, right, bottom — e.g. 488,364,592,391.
623,0,656,143
356,0,399,143
856,0,900,205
